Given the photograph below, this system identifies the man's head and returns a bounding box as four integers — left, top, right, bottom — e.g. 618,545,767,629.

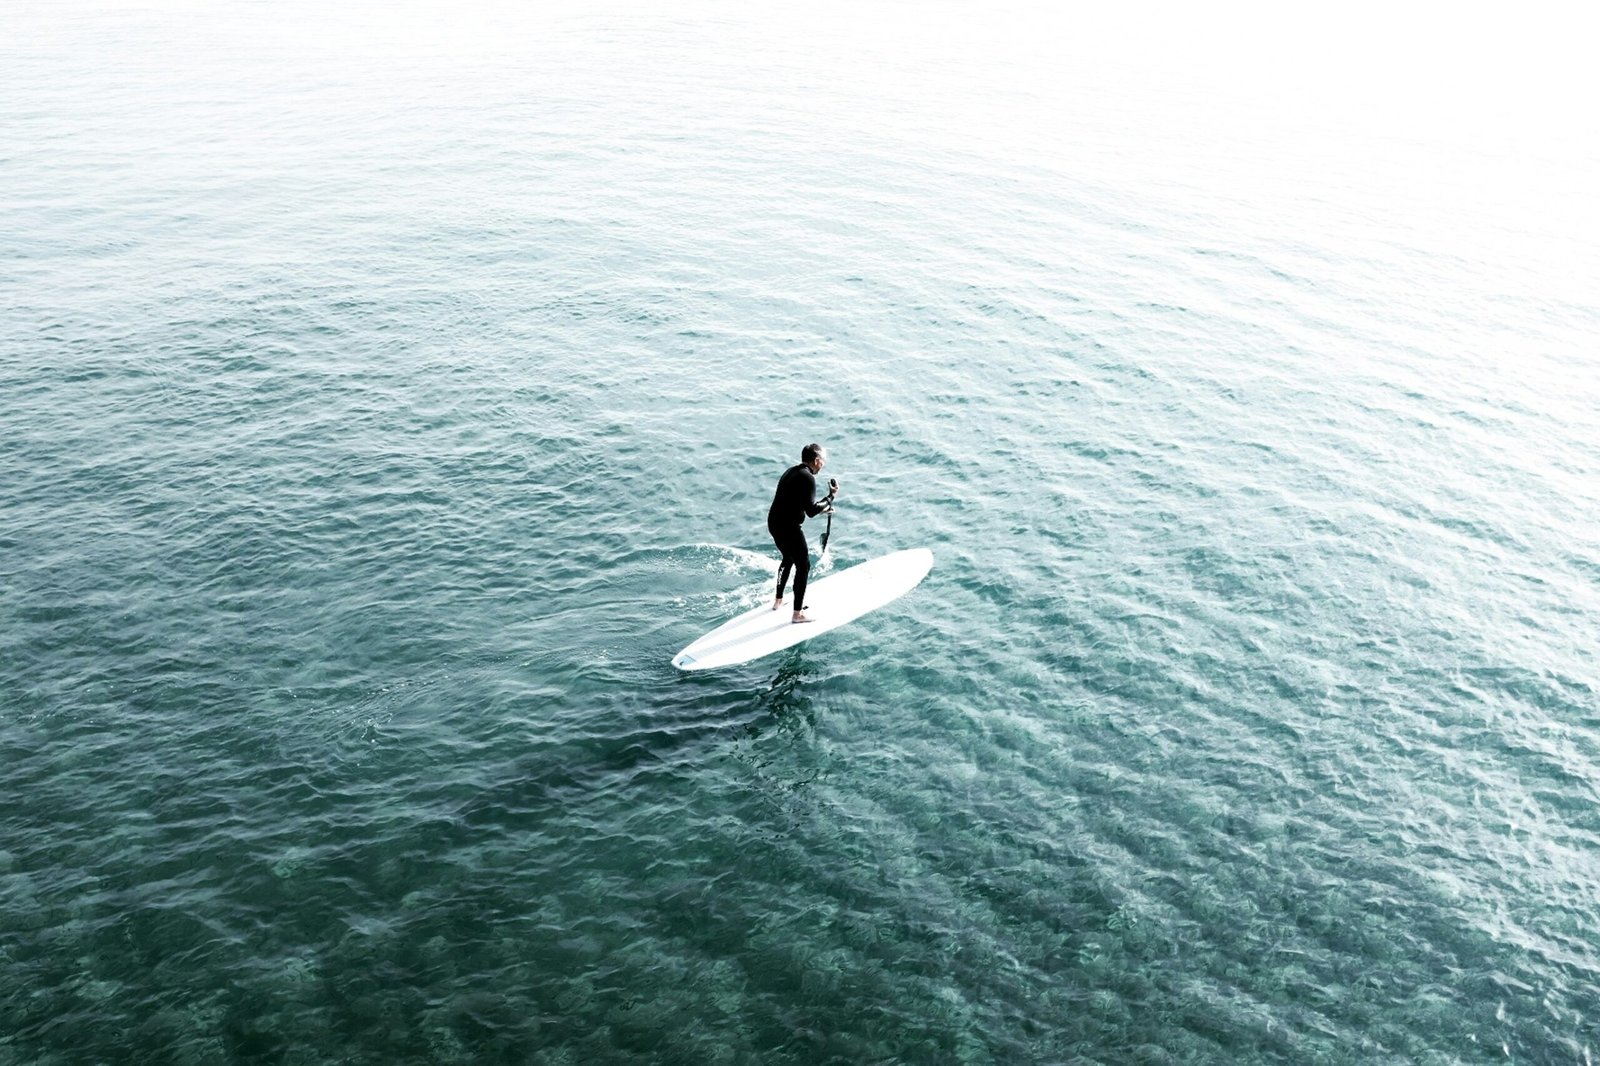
801,442,826,472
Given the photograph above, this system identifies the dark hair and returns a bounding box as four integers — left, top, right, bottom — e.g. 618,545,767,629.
801,442,824,464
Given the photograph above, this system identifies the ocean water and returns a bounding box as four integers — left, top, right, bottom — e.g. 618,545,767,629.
4,3,1599,1063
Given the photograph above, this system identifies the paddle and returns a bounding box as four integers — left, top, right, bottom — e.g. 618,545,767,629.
820,477,838,553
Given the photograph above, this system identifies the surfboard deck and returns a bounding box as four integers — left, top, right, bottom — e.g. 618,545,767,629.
672,548,933,671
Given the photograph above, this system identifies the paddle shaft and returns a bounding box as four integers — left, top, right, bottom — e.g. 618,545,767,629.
820,478,838,552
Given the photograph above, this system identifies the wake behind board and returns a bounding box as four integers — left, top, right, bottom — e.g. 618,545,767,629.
672,548,933,671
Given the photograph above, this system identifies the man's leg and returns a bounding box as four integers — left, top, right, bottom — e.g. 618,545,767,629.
772,525,814,622
774,558,792,609
789,532,812,621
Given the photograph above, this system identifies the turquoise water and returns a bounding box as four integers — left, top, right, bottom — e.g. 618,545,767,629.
5,3,1600,1062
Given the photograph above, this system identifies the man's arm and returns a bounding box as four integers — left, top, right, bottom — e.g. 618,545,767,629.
807,476,838,516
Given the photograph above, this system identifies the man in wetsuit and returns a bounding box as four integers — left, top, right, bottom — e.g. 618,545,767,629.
768,442,838,624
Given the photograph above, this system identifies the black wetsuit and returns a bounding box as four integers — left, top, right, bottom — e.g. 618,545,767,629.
767,463,830,611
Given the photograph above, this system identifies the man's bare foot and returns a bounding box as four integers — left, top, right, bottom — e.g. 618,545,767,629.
792,610,814,624
773,598,786,611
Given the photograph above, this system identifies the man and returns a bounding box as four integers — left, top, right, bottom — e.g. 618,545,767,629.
767,442,838,624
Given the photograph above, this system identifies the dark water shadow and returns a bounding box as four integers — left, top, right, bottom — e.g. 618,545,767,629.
448,651,824,839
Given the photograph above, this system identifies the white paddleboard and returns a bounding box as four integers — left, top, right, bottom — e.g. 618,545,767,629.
672,548,934,671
